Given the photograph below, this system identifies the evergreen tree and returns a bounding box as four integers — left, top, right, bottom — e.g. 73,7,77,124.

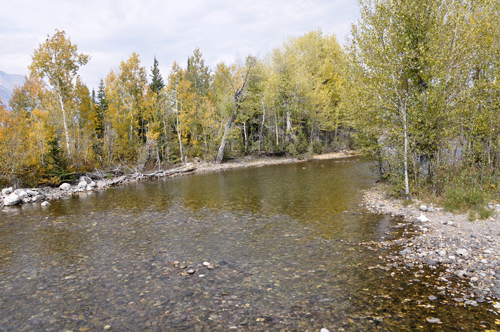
150,56,165,94
97,79,108,113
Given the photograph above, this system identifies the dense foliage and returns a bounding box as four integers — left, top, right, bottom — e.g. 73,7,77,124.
1,0,499,212
346,0,500,210
0,30,348,186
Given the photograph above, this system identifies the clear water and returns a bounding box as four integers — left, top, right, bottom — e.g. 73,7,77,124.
0,158,494,331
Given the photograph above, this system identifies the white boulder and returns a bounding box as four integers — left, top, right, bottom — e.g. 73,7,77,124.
1,187,13,196
41,201,51,207
4,193,22,206
26,189,38,196
59,183,71,191
14,189,28,199
79,175,92,184
416,215,430,222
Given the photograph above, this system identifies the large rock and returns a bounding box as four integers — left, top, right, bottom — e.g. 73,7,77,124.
78,181,88,189
59,183,71,191
14,189,28,199
26,189,38,196
79,176,92,184
86,181,96,191
32,195,46,202
4,193,21,206
97,181,107,188
1,187,13,196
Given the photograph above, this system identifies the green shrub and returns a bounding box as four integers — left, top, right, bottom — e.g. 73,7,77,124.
312,140,323,155
468,210,477,221
478,206,493,220
443,186,485,212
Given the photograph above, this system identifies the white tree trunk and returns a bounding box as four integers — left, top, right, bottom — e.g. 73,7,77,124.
259,98,266,152
176,102,183,162
57,91,71,159
216,112,237,164
243,120,248,154
403,108,409,198
285,101,292,144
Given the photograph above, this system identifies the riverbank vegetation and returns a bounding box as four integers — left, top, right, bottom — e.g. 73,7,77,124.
1,0,499,212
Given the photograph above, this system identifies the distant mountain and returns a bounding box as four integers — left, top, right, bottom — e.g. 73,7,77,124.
0,70,26,107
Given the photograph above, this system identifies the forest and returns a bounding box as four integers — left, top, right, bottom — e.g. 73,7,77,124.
1,0,499,212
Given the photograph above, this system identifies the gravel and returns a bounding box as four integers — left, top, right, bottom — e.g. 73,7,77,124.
363,184,500,302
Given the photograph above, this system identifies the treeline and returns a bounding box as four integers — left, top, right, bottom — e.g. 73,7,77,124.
1,0,500,213
345,0,500,211
0,29,348,187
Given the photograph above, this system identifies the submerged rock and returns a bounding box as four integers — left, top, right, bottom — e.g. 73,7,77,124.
426,318,441,324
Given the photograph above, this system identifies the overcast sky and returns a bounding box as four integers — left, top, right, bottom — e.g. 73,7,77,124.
0,0,360,90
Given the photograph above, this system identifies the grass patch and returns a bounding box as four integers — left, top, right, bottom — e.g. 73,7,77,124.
443,186,485,213
478,206,493,220
468,210,477,221
401,198,414,207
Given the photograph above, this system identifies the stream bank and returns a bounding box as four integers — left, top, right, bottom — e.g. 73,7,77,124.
362,184,500,314
1,151,356,209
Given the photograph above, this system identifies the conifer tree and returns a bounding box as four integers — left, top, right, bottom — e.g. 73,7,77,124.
150,56,165,94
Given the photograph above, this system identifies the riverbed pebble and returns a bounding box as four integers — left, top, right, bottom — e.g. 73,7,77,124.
363,184,500,303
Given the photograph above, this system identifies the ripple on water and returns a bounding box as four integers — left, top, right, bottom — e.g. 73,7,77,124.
0,158,496,331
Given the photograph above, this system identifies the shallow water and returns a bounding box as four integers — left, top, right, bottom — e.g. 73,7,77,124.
0,158,495,331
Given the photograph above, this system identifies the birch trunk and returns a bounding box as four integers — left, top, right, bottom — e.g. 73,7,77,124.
215,111,237,163
403,108,409,198
57,90,71,159
176,99,183,162
259,98,266,153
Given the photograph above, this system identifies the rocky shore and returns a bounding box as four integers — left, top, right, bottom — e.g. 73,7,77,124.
362,184,500,312
0,151,356,209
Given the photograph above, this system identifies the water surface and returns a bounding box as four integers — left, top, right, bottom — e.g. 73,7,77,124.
0,158,494,331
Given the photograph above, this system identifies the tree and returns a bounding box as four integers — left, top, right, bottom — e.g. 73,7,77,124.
346,0,500,198
29,29,90,160
105,53,148,162
215,56,255,163
150,56,165,94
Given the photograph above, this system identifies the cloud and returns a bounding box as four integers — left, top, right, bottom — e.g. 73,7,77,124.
0,0,360,90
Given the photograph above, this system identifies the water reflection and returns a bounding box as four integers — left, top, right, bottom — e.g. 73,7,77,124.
0,158,495,331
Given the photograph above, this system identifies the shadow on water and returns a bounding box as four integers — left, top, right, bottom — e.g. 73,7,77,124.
0,158,496,331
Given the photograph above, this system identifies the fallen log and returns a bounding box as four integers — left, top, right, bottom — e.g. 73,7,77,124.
109,175,126,186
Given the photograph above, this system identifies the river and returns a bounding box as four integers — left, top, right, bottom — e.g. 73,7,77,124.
0,158,493,331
